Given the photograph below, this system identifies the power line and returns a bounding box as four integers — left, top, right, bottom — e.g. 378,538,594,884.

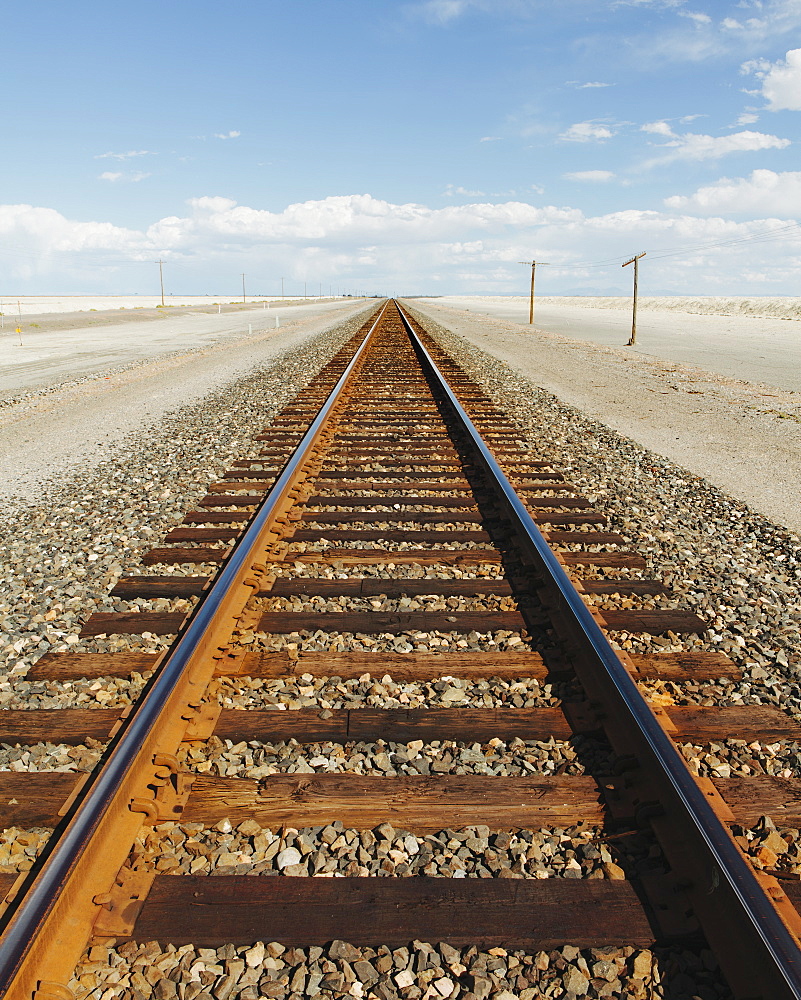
647,221,801,261
553,221,801,270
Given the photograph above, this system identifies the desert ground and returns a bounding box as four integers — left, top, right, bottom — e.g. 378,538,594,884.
0,297,370,502
409,296,801,533
422,295,801,393
0,297,356,396
2,293,800,534
1,294,318,316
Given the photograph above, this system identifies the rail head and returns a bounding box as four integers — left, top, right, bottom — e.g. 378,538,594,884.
395,299,801,1000
0,302,389,997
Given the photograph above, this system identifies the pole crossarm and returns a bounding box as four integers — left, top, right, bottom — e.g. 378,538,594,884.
622,252,646,268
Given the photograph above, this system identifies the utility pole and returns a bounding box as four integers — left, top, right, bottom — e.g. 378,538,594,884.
622,252,646,346
241,273,246,304
280,277,285,299
304,281,307,299
519,260,549,325
155,260,165,306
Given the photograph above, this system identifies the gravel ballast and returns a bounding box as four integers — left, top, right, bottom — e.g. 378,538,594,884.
68,938,730,1000
6,300,800,998
0,305,376,681
400,301,801,722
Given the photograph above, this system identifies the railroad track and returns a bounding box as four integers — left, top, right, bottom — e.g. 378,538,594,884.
1,299,800,998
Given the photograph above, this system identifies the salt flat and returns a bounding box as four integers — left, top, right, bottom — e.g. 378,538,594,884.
424,296,801,394
2,294,293,316
0,298,357,396
3,293,800,534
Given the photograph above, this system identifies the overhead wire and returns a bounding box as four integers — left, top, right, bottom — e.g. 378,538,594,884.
552,220,801,270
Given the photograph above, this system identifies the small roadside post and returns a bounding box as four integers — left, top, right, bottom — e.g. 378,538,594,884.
519,260,549,325
623,252,646,346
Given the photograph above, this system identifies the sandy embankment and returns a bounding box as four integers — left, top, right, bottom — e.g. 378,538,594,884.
404,298,801,535
0,299,373,504
0,299,361,398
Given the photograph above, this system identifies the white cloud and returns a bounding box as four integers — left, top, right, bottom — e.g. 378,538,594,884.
410,0,472,23
608,1,801,68
715,2,801,42
95,150,155,161
643,125,790,164
559,120,616,142
0,204,150,277
479,136,501,142
444,184,487,196
642,121,675,136
744,47,801,110
563,170,616,182
3,192,800,294
576,81,612,88
610,0,686,7
410,0,801,43
735,111,760,124
665,168,801,214
98,171,151,183
213,130,241,139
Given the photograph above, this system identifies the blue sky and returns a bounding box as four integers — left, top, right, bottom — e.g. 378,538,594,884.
2,0,801,295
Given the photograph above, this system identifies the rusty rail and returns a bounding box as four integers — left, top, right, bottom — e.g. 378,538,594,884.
0,305,388,998
396,301,801,999
2,299,800,998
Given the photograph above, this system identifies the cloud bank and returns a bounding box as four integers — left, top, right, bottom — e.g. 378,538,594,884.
1,191,799,294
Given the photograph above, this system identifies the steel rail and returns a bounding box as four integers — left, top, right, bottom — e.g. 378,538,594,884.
396,301,801,1000
0,303,388,994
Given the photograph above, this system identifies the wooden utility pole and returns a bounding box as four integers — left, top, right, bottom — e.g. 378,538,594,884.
155,260,165,306
622,252,646,346
519,260,549,325
241,273,246,303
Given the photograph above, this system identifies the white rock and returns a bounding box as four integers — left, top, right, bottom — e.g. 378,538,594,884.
245,941,265,968
276,847,302,869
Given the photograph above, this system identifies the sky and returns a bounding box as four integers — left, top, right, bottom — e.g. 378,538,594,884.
2,0,801,296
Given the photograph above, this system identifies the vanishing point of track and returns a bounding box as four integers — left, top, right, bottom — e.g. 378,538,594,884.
1,300,801,998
